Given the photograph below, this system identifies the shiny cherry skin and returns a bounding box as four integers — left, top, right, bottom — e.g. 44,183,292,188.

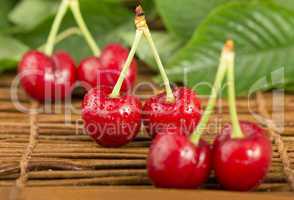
213,121,272,191
82,87,142,148
77,56,103,90
147,133,212,189
142,87,202,138
18,50,76,102
77,43,137,92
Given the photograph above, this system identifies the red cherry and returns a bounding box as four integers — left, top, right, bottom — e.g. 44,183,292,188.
77,56,103,90
82,87,142,148
18,50,76,102
213,121,272,191
147,133,212,189
142,87,202,137
77,43,137,92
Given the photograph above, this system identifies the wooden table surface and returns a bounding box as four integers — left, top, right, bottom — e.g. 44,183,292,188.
0,72,293,199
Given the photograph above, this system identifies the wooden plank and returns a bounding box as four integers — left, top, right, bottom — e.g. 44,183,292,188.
0,187,293,200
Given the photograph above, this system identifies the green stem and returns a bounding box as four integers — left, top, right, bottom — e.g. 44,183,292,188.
226,43,244,139
143,28,175,103
39,27,81,51
109,30,143,98
45,0,69,55
69,0,101,57
134,5,174,102
190,41,232,145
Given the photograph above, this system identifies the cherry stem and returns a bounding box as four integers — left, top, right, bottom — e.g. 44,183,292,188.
39,27,81,51
44,0,69,55
136,5,175,103
143,29,175,103
190,40,233,145
69,0,101,57
109,30,143,98
226,41,244,139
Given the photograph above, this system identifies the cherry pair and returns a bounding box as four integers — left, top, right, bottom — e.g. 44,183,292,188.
19,0,136,102
82,86,202,147
82,6,202,147
147,41,272,191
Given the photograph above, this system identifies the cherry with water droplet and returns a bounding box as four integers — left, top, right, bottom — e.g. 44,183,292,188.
143,87,201,137
82,15,144,147
82,87,142,147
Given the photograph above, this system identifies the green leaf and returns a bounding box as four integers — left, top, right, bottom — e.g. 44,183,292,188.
8,0,134,31
0,0,18,31
13,0,133,62
165,1,294,96
0,35,29,71
273,0,294,10
119,31,182,71
9,0,58,31
285,83,294,90
155,0,242,41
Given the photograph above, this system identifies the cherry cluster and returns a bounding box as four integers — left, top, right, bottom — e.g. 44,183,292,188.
19,0,137,102
146,40,271,191
18,1,272,192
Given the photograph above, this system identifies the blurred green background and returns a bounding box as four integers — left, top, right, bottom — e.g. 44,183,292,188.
0,0,294,95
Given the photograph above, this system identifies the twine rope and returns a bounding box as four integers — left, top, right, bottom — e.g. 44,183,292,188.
15,101,39,188
256,92,294,191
